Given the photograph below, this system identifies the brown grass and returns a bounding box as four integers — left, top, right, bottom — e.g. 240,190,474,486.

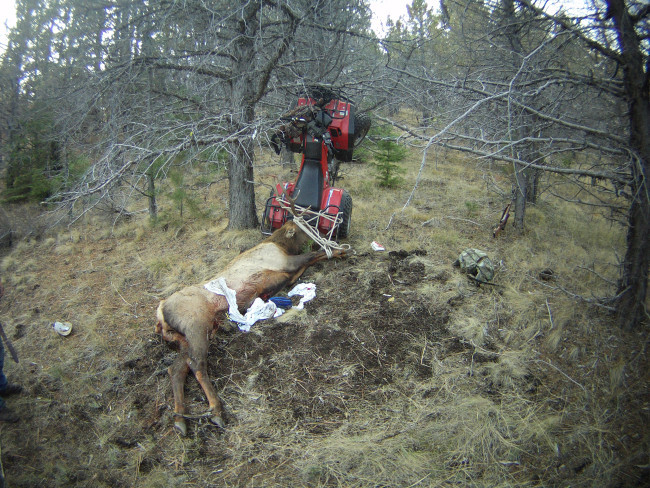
0,137,647,487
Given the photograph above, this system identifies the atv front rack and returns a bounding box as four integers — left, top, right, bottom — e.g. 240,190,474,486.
261,195,344,241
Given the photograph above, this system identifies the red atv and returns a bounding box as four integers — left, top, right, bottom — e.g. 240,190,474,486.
262,86,370,239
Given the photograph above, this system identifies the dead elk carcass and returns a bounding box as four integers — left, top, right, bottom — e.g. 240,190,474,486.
155,221,346,435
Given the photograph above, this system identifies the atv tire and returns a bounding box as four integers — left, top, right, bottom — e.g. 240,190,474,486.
353,112,371,147
337,191,352,239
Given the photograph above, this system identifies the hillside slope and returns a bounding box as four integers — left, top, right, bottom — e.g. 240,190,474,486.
0,147,647,487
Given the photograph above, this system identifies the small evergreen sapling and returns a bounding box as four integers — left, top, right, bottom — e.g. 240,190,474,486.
371,129,407,188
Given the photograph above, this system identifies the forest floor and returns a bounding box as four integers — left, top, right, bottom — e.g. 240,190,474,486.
0,143,648,487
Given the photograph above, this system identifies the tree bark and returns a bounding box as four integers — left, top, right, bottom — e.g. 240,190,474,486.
147,172,157,220
503,0,531,230
607,0,650,328
227,0,260,230
513,162,528,229
228,138,259,229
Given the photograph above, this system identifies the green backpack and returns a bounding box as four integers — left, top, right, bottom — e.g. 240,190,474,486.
455,249,495,283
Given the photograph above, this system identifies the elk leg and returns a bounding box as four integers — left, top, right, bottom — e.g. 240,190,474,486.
186,323,225,429
168,352,191,436
188,357,225,429
300,249,346,267
195,368,225,429
256,249,347,295
286,249,347,287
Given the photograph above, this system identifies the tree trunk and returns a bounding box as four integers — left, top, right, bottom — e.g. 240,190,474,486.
502,0,532,230
607,0,650,328
513,162,527,230
147,172,157,220
228,138,259,229
525,151,541,204
617,183,650,328
226,0,260,230
526,169,539,204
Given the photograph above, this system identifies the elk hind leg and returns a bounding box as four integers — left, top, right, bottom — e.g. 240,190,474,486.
168,351,191,436
188,356,225,429
186,331,225,429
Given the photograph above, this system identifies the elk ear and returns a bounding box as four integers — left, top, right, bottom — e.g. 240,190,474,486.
285,227,296,238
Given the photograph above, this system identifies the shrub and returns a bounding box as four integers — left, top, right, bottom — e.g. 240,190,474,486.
370,127,407,188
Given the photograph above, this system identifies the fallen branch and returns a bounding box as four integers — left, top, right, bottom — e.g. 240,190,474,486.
533,359,586,391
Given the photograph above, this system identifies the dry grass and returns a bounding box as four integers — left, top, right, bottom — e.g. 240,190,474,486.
0,134,647,488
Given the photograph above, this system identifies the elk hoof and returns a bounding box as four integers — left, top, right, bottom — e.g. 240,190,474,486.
174,417,187,436
210,414,225,429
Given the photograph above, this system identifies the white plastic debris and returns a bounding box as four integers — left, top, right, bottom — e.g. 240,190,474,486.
52,321,73,336
288,283,316,310
371,241,385,251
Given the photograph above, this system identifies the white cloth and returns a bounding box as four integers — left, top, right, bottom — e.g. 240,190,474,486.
204,277,280,332
288,283,317,310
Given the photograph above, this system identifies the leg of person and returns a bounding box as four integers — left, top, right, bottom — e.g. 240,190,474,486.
0,341,19,423
0,341,20,397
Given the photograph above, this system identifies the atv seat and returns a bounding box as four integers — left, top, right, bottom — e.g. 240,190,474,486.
293,140,323,210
